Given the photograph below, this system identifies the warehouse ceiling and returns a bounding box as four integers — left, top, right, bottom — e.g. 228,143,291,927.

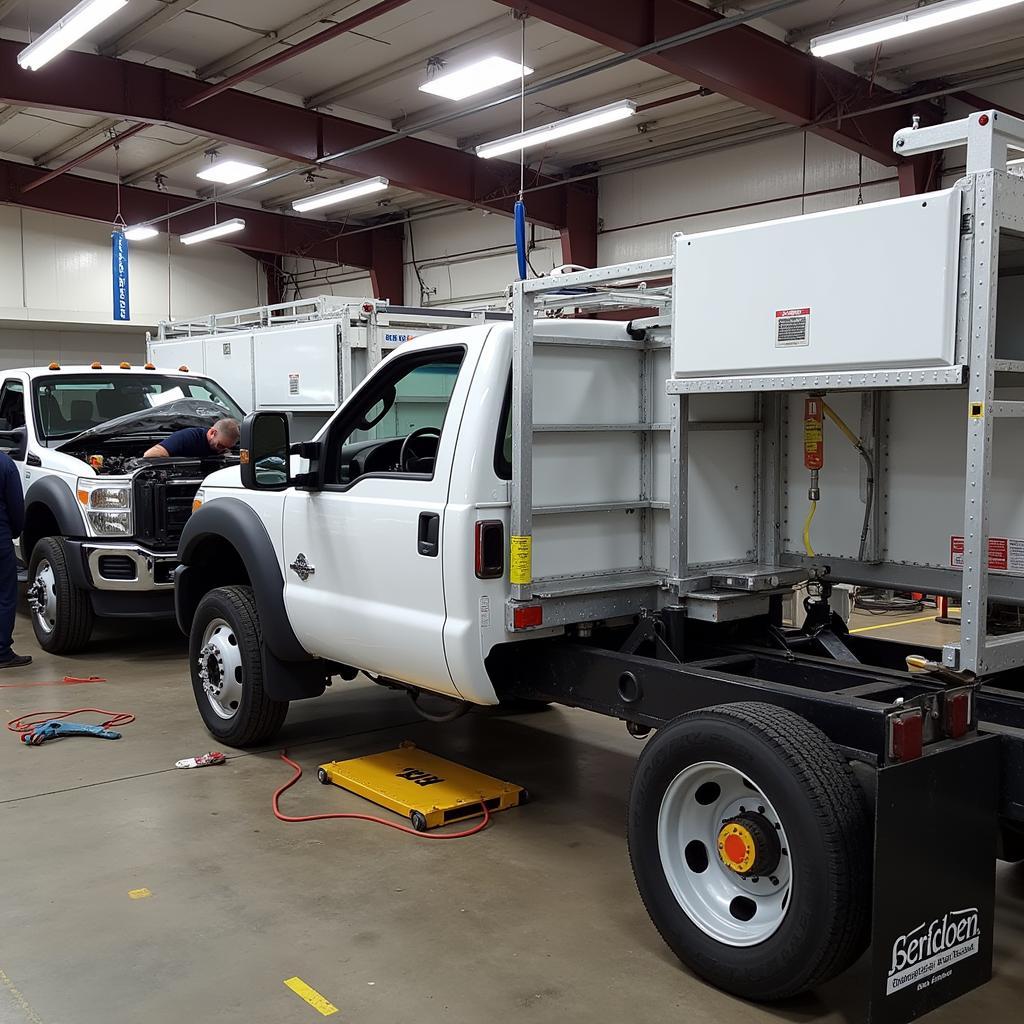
0,0,1020,269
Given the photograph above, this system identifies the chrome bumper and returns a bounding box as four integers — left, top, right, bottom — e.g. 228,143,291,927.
84,543,178,592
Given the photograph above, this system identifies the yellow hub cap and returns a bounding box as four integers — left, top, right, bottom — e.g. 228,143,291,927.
717,822,756,874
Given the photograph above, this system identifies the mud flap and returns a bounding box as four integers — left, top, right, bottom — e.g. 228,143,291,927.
868,733,999,1023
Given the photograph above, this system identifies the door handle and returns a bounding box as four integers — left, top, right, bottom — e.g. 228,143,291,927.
417,512,440,557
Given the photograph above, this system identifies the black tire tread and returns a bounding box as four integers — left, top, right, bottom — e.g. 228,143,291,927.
191,585,288,747
28,537,94,654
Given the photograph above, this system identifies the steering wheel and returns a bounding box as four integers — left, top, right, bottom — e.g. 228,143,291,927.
400,426,441,471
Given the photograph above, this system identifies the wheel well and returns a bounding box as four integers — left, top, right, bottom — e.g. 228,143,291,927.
187,535,251,593
22,503,60,562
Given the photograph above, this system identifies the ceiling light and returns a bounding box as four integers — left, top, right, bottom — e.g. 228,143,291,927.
196,160,267,184
17,0,128,70
476,100,637,159
292,176,389,212
123,225,158,241
419,56,534,101
810,0,1024,57
180,218,245,245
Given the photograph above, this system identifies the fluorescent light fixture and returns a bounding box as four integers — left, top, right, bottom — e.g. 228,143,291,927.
17,0,128,70
292,175,390,213
419,56,534,101
476,100,637,159
123,225,158,241
810,0,1024,57
180,218,245,245
196,160,267,184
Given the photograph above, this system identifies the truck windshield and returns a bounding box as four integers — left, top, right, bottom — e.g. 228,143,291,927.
33,374,245,442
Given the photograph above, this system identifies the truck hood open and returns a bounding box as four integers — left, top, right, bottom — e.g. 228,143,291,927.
55,399,228,451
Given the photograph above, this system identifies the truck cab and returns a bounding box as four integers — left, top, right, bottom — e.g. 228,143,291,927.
3,362,245,653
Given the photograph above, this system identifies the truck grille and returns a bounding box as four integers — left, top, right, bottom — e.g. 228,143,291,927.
133,474,202,551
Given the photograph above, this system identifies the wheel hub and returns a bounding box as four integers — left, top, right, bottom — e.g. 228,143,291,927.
717,812,781,878
198,643,225,696
28,561,57,635
197,617,244,720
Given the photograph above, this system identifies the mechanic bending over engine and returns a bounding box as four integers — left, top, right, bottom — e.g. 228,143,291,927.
144,417,240,459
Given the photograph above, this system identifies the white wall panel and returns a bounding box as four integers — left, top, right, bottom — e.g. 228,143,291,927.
0,325,145,372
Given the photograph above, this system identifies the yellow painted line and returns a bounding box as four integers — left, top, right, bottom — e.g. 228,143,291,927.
283,977,339,1017
849,614,939,634
0,967,45,1024
127,888,152,899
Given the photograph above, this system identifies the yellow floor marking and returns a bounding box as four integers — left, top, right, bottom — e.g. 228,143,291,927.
849,614,940,634
283,977,339,1017
127,888,152,899
0,967,45,1024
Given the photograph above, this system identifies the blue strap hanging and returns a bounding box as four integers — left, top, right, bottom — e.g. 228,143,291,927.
514,199,527,281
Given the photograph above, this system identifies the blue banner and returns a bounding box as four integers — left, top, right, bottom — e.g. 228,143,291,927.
111,230,130,322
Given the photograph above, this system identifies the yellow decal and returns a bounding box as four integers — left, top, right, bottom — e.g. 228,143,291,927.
970,401,984,419
283,977,339,1016
509,535,532,585
128,888,152,899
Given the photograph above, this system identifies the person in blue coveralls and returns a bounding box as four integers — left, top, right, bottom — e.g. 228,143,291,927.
144,418,239,459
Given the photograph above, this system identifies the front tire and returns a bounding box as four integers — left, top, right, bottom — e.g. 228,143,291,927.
628,702,870,1001
27,537,94,654
189,585,288,747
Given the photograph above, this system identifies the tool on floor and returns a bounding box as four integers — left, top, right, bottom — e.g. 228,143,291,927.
312,741,525,831
175,751,226,768
7,708,134,746
273,742,523,838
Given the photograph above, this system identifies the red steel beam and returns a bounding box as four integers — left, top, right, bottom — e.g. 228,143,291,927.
181,0,414,110
0,39,577,230
21,122,148,194
497,0,937,166
0,158,374,267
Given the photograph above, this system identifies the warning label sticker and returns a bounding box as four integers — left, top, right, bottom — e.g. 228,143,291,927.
509,535,532,586
775,307,810,348
950,535,1024,573
288,372,300,396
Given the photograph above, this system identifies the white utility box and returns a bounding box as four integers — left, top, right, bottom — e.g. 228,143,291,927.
672,187,962,377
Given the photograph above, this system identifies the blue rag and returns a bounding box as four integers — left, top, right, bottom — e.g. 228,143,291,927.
22,720,122,745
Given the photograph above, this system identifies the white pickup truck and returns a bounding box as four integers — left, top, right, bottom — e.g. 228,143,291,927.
0,362,244,653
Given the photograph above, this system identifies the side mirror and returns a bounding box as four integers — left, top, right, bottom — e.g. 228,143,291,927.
0,426,27,462
240,412,290,491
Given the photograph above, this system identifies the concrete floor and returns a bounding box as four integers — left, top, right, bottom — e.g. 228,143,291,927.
1,603,1022,1024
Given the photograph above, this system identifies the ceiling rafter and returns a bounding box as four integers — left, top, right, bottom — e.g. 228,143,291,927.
99,0,205,58
34,118,120,167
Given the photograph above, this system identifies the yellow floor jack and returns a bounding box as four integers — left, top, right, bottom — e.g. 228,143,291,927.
317,741,526,831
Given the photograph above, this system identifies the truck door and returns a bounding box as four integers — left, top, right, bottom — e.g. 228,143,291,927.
281,343,476,698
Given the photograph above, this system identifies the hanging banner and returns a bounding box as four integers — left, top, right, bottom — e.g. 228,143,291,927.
111,230,130,322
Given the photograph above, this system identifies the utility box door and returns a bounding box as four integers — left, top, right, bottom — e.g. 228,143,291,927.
253,322,339,411
147,337,205,374
203,334,254,412
672,188,962,377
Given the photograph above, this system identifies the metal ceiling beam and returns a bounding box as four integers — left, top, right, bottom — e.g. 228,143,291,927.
22,123,148,194
0,157,375,267
99,0,204,58
497,0,936,165
34,118,119,166
0,39,575,228
305,12,515,109
197,0,363,80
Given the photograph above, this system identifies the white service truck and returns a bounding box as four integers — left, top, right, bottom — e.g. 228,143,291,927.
0,362,245,653
176,112,1024,1023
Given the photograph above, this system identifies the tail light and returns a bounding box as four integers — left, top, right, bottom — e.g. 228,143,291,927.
475,521,504,579
943,689,972,739
888,708,924,762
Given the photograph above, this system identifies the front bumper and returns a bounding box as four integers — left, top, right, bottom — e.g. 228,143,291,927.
76,541,179,592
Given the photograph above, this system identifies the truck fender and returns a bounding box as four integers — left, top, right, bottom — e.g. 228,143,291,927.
176,496,312,664
22,476,88,572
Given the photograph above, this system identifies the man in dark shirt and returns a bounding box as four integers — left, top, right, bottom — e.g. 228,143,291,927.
144,417,239,459
0,450,30,668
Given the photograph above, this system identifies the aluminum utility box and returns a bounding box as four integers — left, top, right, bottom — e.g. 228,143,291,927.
672,188,963,377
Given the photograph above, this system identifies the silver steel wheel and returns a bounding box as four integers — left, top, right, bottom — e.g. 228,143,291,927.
27,559,57,636
657,760,793,947
197,617,244,720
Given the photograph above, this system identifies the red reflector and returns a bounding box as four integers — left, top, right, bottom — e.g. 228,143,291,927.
944,691,971,739
513,605,543,629
890,711,923,762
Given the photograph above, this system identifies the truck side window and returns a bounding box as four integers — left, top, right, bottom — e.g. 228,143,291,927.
0,380,25,430
494,372,512,480
326,348,465,486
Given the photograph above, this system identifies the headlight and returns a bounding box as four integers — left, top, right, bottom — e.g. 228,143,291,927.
77,478,132,536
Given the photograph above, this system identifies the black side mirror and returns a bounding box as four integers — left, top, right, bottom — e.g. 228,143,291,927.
0,426,27,462
240,412,290,491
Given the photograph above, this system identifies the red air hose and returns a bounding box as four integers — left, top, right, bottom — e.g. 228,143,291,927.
273,750,490,839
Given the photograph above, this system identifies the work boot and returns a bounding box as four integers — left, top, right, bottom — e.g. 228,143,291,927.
0,653,32,669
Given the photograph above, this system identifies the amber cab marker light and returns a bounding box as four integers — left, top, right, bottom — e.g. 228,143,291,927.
48,361,60,370
179,365,189,372
119,361,131,369
90,361,102,369
144,362,155,370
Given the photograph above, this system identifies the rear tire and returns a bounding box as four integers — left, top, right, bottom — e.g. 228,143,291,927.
27,537,94,654
627,702,870,1001
189,585,288,747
